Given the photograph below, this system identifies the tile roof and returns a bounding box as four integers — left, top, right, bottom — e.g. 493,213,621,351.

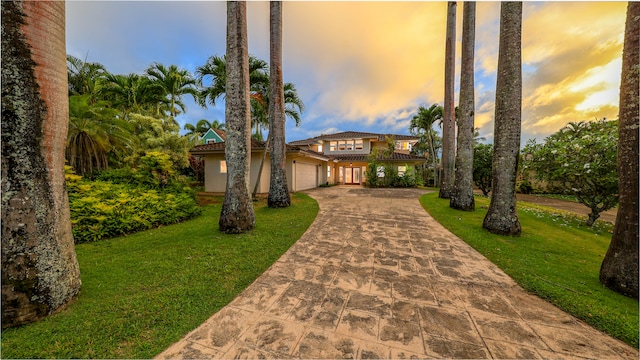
289,131,418,145
212,128,226,140
190,140,331,161
190,138,266,153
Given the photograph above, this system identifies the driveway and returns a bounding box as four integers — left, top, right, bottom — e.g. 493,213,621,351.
157,186,636,359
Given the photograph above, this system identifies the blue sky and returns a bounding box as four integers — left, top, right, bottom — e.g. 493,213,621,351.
66,1,627,144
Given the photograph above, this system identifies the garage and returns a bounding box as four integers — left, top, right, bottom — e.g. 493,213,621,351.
294,162,318,191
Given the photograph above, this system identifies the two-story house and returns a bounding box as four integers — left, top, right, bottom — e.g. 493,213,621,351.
190,130,425,193
289,131,424,186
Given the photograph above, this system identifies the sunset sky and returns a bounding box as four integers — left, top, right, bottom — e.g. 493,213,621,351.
66,1,627,145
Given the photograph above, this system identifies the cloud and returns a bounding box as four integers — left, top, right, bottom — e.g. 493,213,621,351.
519,2,626,139
284,2,448,126
65,1,628,144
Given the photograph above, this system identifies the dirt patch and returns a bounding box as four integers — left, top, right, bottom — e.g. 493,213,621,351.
516,194,617,223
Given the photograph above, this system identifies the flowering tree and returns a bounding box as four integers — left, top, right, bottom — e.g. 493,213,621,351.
523,120,618,226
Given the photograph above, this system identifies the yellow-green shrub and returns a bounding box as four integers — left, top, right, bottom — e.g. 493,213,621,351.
66,170,201,243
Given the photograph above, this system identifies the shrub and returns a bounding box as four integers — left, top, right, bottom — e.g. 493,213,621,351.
66,168,201,243
473,143,493,196
517,179,534,194
522,120,618,226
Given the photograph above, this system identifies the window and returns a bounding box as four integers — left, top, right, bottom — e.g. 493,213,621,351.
338,141,346,151
220,160,227,173
327,165,331,179
355,139,363,150
345,140,354,151
317,145,323,153
207,139,217,144
398,165,407,177
377,166,385,178
330,141,337,151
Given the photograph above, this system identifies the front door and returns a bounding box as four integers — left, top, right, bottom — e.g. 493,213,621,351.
345,167,361,185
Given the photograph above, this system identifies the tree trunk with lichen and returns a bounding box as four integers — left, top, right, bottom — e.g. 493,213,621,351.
219,1,256,233
482,1,522,236
268,1,291,208
1,0,82,329
440,1,457,199
600,1,639,299
451,2,476,211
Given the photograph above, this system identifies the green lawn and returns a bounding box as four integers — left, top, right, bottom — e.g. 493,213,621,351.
1,193,318,359
419,192,638,348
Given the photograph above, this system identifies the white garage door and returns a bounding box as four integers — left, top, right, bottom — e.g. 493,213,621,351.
296,162,317,190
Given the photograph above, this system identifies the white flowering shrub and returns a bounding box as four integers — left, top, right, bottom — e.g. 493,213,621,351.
521,119,618,226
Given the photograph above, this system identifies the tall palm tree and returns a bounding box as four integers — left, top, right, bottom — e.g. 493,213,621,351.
482,1,522,236
145,63,198,118
600,1,639,299
267,1,290,207
66,95,131,176
219,1,256,234
440,1,457,199
67,54,108,102
99,73,167,118
196,54,270,107
451,1,476,211
410,104,443,186
2,0,81,328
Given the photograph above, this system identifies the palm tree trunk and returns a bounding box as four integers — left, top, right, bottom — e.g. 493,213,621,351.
219,1,256,233
1,0,81,328
600,1,639,299
252,136,270,198
268,1,291,208
439,1,457,199
428,132,438,187
482,1,522,236
451,2,476,211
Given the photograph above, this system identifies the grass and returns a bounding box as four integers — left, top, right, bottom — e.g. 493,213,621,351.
419,192,638,348
1,193,318,359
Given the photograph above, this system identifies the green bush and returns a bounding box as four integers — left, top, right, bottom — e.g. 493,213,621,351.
66,169,201,243
517,179,534,194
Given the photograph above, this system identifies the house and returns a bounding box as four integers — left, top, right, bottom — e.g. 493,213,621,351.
289,131,424,186
200,128,226,144
190,130,425,193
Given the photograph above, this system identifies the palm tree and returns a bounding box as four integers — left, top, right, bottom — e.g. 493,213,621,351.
67,54,108,102
183,119,225,136
196,54,270,107
440,1,457,199
267,1,290,208
145,63,199,118
482,1,522,236
473,128,485,143
451,2,476,211
219,1,256,234
2,0,81,328
410,104,443,186
600,1,639,299
99,73,167,118
66,95,131,176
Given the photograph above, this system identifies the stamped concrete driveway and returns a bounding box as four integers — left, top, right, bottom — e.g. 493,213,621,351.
157,186,637,359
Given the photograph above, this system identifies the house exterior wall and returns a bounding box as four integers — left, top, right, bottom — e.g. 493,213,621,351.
201,129,224,144
204,153,271,193
322,138,372,156
204,152,326,193
288,154,327,191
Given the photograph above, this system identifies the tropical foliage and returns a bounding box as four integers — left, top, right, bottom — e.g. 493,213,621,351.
522,119,619,226
64,53,305,237
410,104,443,186
473,143,493,196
